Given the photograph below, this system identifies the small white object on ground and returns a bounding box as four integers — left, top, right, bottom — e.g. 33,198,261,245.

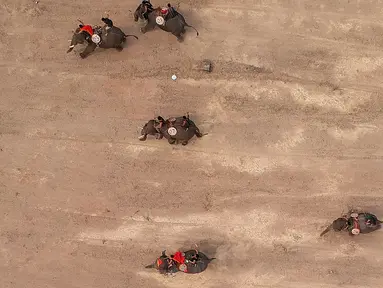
171,75,177,80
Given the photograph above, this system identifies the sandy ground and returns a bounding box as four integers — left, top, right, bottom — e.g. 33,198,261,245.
1,0,383,287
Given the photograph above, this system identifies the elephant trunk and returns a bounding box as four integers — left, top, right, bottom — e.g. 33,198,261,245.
138,134,147,141
320,224,333,237
138,125,147,141
145,263,155,269
207,257,216,263
140,125,147,135
67,34,77,53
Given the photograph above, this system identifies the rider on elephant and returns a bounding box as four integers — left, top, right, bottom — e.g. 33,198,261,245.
161,3,178,21
77,18,112,43
155,116,166,131
78,23,94,40
166,250,199,272
172,250,199,263
141,0,154,20
101,17,113,28
181,115,191,129
101,17,114,36
347,212,379,231
155,116,190,131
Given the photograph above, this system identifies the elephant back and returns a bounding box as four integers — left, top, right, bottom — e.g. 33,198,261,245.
98,26,125,47
141,119,158,135
161,116,198,141
154,256,178,274
348,213,381,234
181,250,212,274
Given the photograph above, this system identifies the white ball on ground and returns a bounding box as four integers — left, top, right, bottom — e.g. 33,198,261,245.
171,75,177,81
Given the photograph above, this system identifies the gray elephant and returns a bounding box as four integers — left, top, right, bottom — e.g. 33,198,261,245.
320,211,382,237
145,249,215,275
138,114,205,145
133,1,199,42
67,18,138,58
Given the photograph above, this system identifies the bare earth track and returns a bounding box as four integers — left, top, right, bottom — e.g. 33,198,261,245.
1,0,383,287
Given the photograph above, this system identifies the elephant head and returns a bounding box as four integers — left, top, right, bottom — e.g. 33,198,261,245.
138,118,164,141
320,218,348,236
145,250,177,274
134,1,154,22
67,27,89,53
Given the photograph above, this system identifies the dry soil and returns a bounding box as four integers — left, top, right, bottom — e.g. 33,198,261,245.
1,0,383,287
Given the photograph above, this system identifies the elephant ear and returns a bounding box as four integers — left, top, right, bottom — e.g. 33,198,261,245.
320,224,333,236
332,218,348,231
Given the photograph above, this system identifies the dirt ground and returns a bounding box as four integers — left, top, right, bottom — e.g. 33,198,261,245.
1,0,383,287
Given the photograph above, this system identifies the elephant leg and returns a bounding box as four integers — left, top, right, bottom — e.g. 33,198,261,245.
141,21,155,34
175,34,184,42
168,138,176,145
155,133,163,140
115,37,126,51
181,140,188,146
80,43,97,59
195,129,203,138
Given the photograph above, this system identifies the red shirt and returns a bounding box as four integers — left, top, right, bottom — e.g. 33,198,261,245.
172,251,185,264
80,25,93,36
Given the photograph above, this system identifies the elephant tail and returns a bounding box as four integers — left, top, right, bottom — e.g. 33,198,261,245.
207,257,216,263
124,34,139,40
145,263,155,269
320,224,333,237
184,23,199,36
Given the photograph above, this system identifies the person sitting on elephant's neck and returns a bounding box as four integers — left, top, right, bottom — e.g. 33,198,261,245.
365,213,378,226
181,115,191,129
155,116,165,131
101,17,113,36
158,258,173,274
101,17,113,29
185,250,199,264
78,24,93,40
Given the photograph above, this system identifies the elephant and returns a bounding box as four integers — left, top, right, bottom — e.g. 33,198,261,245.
145,249,215,275
138,114,205,145
67,18,138,59
133,1,199,42
320,211,382,237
